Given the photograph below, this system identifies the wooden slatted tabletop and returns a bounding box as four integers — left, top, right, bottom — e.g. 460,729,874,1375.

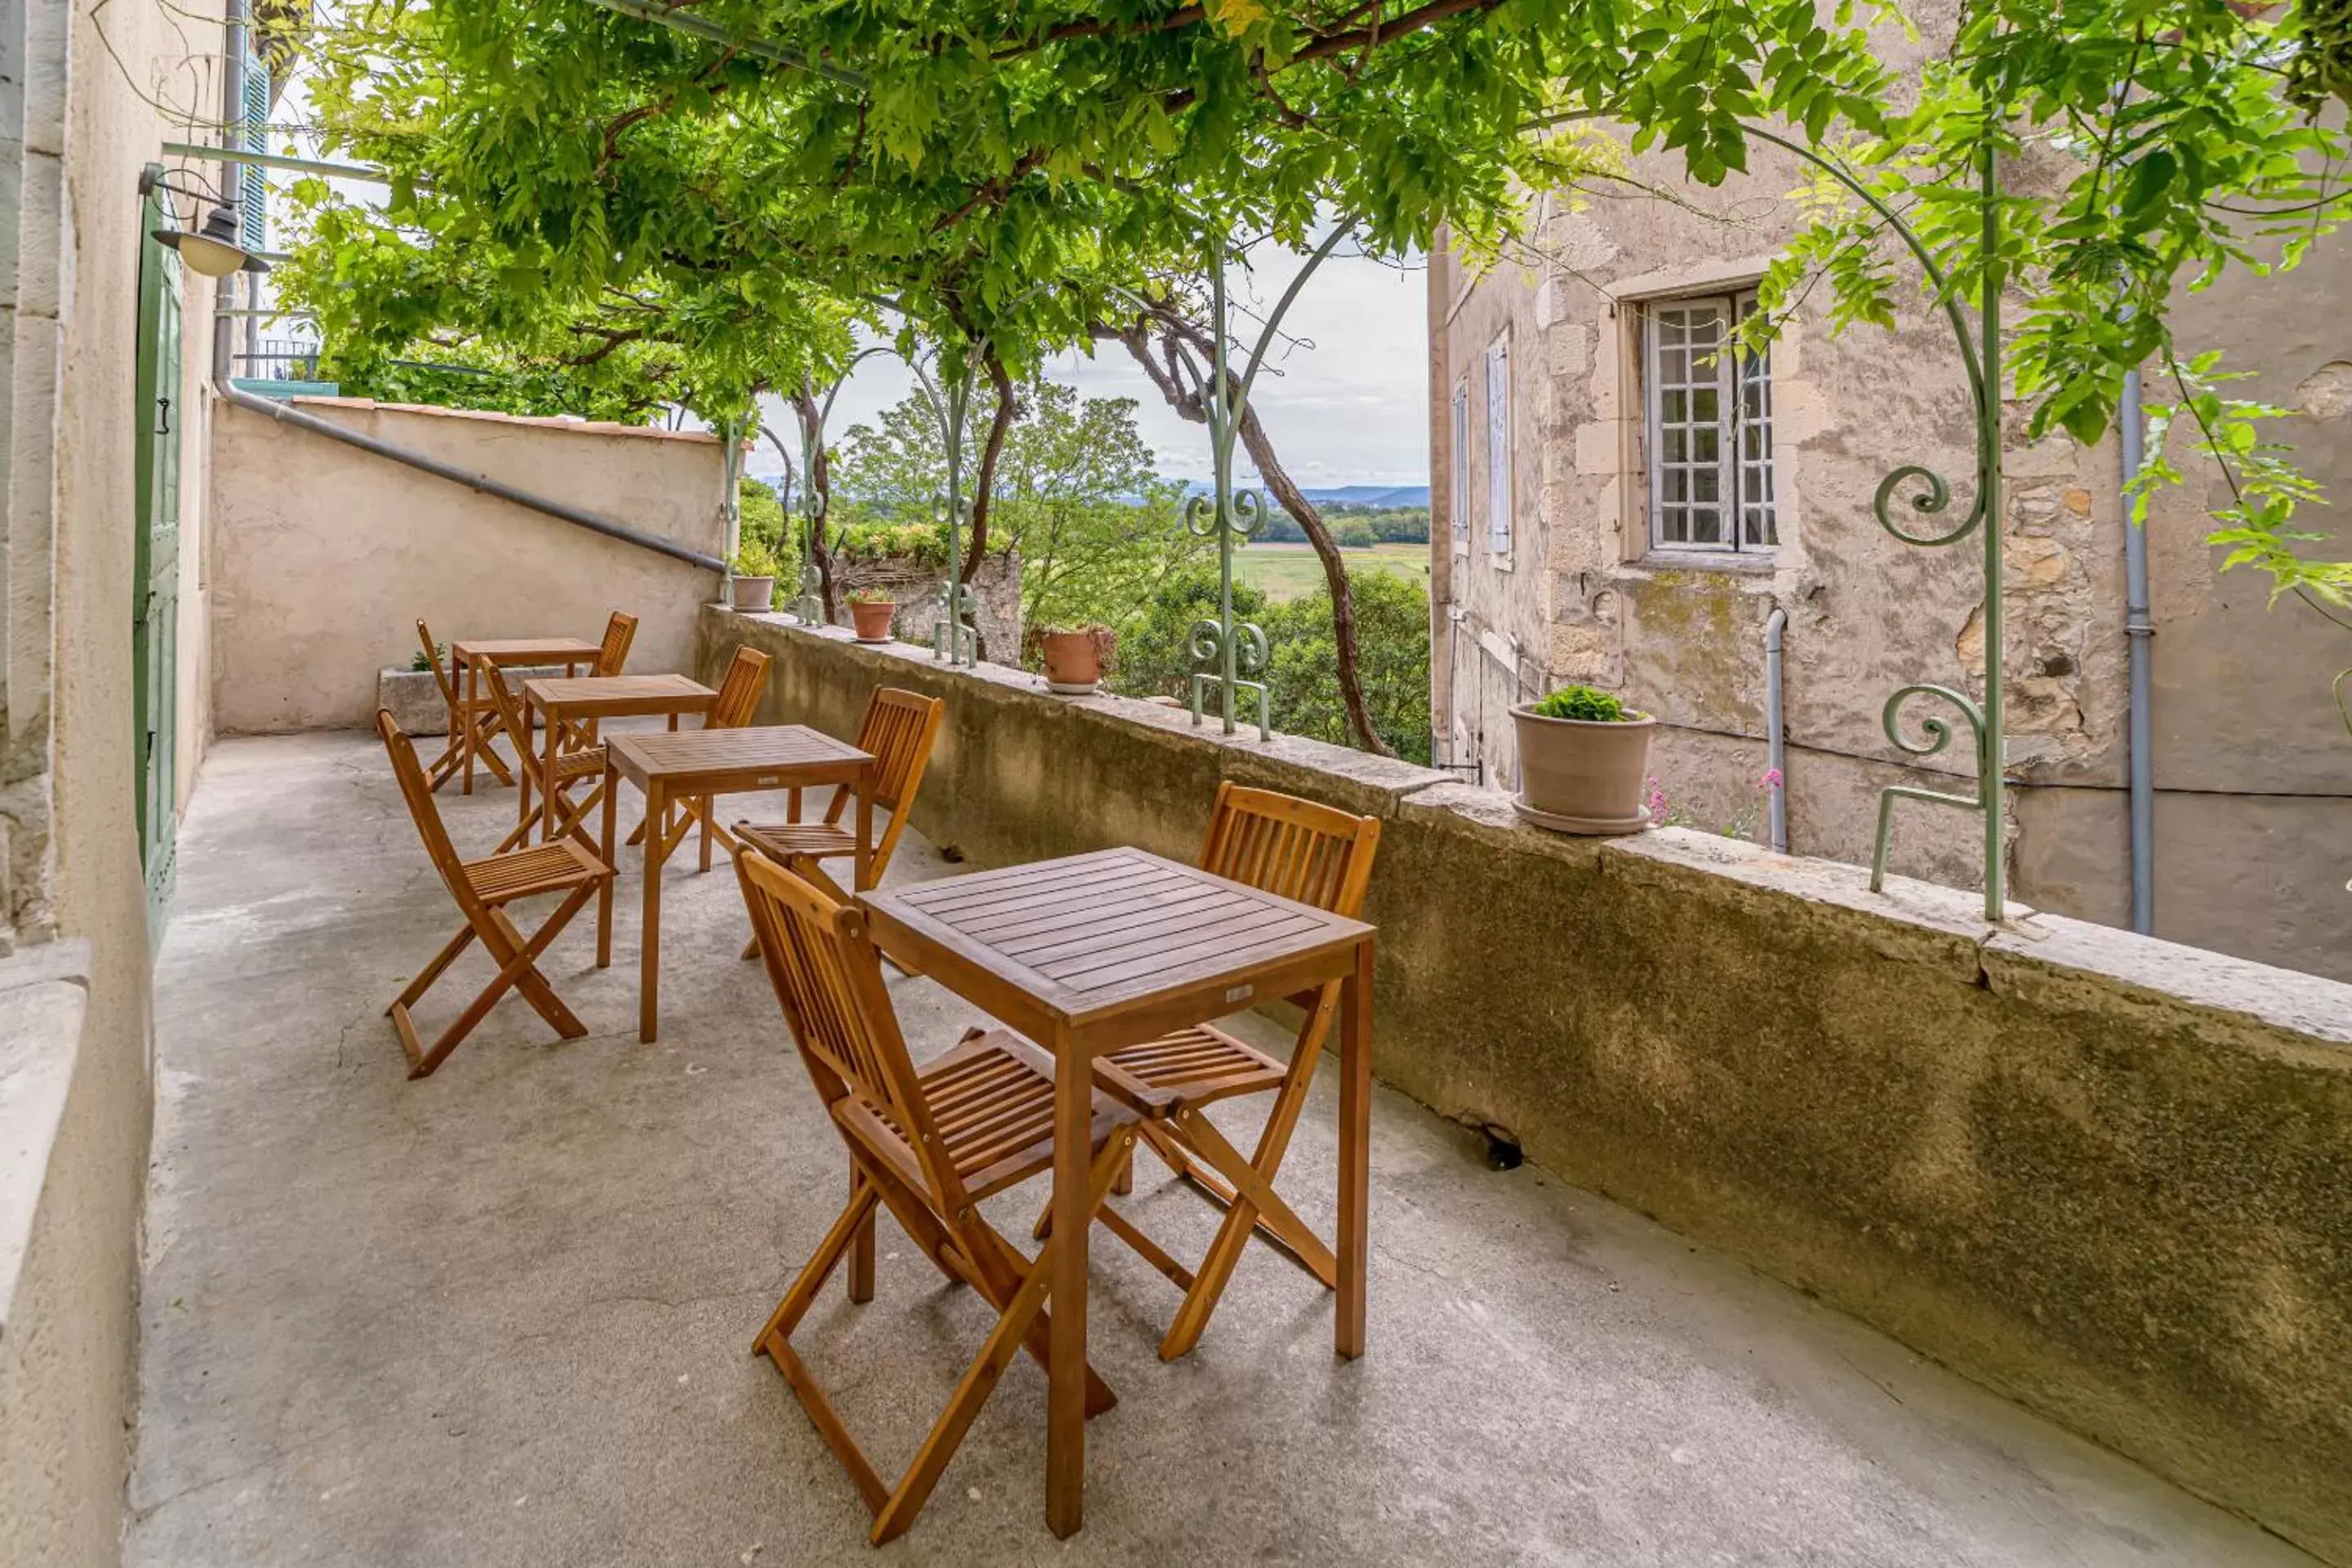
858,844,1375,1539
451,636,602,666
522,672,715,716
604,725,874,1044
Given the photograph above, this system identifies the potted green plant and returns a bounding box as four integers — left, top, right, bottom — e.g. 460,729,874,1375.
729,537,781,612
1511,684,1656,834
848,587,896,643
1040,624,1112,694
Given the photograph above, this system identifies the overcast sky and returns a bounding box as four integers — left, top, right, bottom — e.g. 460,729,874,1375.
755,241,1433,491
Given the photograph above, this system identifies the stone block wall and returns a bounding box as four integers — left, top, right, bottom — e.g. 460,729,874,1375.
703,604,2352,1564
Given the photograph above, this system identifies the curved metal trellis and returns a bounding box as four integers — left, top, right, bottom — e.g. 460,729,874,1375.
1749,129,2009,922
1110,218,1359,739
784,346,898,626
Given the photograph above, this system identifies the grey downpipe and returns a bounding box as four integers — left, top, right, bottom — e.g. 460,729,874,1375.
215,381,728,573
213,0,247,384
2122,368,2155,933
1764,606,1789,853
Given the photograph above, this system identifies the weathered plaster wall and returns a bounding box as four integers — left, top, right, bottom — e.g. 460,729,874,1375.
0,1,226,1564
208,398,729,733
703,605,2352,1564
1428,143,2352,979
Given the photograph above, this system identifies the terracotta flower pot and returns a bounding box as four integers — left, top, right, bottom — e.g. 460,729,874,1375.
1041,629,1106,693
1510,704,1656,834
849,599,895,642
730,574,775,612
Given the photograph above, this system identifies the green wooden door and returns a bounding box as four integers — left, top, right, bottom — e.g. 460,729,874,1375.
132,190,183,929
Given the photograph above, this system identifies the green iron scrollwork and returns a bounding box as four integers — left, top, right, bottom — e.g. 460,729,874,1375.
1116,217,1358,739
1749,129,2009,921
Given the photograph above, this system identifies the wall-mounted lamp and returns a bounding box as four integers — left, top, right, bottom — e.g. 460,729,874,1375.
137,163,269,278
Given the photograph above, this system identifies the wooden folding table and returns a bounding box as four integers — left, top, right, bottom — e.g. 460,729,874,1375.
522,673,715,844
857,846,1375,1539
448,636,602,794
604,725,874,1043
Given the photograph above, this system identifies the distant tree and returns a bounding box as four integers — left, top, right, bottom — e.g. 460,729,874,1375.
737,476,787,553
1112,568,1274,706
1333,519,1378,550
834,382,1213,647
1265,572,1432,763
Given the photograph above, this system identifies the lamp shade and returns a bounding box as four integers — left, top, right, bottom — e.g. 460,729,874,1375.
154,205,259,278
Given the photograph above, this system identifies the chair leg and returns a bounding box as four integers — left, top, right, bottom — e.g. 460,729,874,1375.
1157,1101,1335,1361
389,925,475,1014
755,1181,892,1518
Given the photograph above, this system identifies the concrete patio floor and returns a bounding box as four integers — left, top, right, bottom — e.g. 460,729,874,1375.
127,731,2318,1567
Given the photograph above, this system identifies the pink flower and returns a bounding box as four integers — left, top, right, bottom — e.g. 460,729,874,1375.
1759,768,1784,791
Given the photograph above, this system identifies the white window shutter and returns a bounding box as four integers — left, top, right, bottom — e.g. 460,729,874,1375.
1485,339,1511,553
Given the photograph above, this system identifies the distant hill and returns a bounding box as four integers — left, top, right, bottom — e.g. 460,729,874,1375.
1177,480,1430,510
1298,484,1430,510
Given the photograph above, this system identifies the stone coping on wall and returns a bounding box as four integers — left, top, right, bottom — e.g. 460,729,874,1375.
707,602,2352,1039
702,603,2352,1561
284,397,731,443
0,940,92,1340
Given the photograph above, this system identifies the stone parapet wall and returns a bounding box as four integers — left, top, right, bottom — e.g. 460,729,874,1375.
702,604,2352,1565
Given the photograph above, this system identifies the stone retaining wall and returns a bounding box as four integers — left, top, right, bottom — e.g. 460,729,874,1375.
701,605,2352,1564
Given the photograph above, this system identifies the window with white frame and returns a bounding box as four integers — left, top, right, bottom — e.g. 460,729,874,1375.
1484,335,1511,554
1450,381,1470,547
1645,292,1776,552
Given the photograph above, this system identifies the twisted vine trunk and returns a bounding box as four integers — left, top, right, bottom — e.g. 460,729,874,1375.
790,379,840,622
1091,314,1395,758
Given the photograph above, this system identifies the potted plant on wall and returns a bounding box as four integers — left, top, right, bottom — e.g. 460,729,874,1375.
848,587,896,643
1040,624,1113,695
729,537,780,612
1511,684,1656,835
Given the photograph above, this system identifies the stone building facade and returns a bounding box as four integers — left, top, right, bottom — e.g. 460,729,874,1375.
1426,157,2352,982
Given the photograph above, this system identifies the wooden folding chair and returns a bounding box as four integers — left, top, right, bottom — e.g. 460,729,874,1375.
628,644,772,870
558,609,640,750
1038,782,1382,1361
733,686,942,927
480,664,611,855
416,619,513,791
375,710,612,1080
735,847,1136,1544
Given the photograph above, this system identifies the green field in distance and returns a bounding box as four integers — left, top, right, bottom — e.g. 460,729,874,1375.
1234,541,1431,602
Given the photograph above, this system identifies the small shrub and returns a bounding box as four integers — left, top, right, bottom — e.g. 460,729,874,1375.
731,537,782,578
1532,684,1632,723
411,641,448,673
848,587,895,605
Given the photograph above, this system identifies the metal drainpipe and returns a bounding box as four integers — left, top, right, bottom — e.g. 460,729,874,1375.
215,0,247,385
1765,607,1789,852
215,381,728,573
2122,368,2155,933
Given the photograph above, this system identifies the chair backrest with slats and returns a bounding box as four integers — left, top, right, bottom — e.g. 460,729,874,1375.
734,847,962,1206
376,709,485,916
707,645,773,729
478,665,544,790
1197,781,1382,920
821,689,945,876
416,620,457,707
594,611,639,676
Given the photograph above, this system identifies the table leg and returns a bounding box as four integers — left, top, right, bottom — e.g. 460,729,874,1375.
598,757,618,969
1337,937,1373,1359
854,766,874,891
1045,1024,1089,1538
541,702,562,844
462,657,479,795
639,777,666,1044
